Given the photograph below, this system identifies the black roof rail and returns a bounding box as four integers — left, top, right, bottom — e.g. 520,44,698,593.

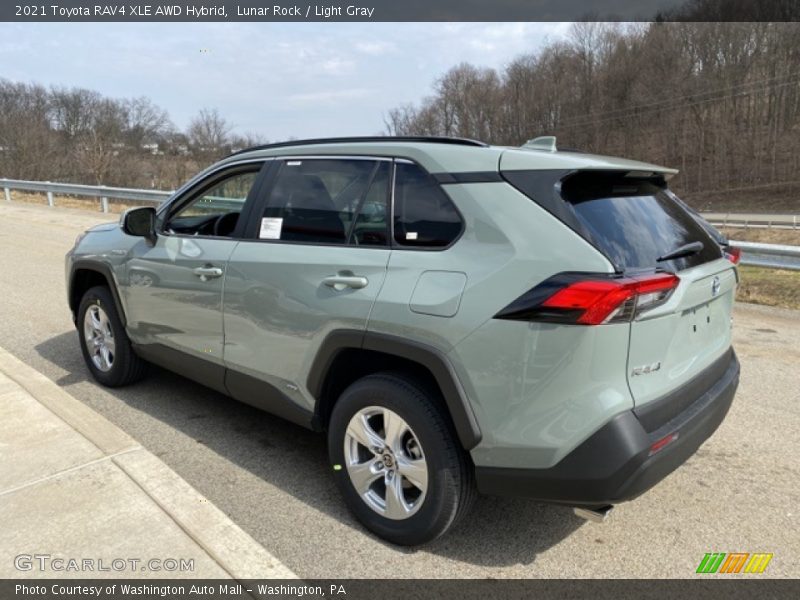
227,136,488,157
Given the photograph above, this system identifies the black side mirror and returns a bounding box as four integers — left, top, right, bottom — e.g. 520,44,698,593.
121,207,156,241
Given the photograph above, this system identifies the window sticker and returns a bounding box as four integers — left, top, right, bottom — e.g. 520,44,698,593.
406,232,418,240
259,217,283,239
286,160,302,166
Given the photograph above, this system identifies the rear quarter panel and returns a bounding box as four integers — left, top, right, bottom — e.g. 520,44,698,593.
368,181,635,469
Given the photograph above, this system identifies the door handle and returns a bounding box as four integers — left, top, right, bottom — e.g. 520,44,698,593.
193,265,224,282
322,274,368,291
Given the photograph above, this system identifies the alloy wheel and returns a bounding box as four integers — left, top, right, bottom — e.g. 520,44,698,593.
83,304,116,372
344,406,429,520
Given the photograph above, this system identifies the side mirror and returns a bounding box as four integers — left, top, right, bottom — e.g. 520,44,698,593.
121,207,156,241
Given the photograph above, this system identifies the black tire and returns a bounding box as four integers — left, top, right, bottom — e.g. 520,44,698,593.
328,372,475,545
77,285,147,387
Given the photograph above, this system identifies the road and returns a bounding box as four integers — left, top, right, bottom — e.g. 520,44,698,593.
1,201,798,578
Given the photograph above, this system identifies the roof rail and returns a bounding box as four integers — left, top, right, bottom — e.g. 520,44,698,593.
227,136,488,157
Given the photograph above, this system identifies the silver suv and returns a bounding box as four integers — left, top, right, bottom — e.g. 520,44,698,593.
66,136,740,545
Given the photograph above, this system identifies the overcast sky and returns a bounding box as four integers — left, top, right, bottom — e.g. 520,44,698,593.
0,22,569,141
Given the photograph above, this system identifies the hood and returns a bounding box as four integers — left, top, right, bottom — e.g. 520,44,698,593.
86,222,118,233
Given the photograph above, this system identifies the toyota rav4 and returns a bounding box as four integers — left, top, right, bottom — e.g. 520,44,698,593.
66,136,740,545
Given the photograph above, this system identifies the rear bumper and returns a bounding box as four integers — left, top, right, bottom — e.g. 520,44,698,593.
475,349,739,505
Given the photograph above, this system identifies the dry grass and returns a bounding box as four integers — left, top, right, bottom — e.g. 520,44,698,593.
737,266,800,310
720,227,800,246
724,229,800,310
5,190,156,214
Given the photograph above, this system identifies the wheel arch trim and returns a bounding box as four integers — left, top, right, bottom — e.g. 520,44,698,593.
69,260,127,327
308,330,482,450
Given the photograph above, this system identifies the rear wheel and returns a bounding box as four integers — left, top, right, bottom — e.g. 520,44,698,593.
77,286,147,387
328,372,475,545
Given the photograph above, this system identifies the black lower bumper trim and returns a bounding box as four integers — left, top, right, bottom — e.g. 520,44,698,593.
475,350,740,505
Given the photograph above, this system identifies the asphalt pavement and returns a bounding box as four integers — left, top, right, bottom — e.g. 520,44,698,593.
0,200,797,578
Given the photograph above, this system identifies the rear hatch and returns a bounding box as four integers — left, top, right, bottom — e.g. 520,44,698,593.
502,163,735,408
559,170,735,408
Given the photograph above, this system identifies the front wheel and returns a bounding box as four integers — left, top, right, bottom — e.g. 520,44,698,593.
328,372,475,545
77,285,147,387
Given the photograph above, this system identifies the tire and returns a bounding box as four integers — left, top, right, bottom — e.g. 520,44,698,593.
77,285,147,387
328,372,475,545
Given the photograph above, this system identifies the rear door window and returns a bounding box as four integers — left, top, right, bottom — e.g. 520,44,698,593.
259,158,389,246
349,162,391,246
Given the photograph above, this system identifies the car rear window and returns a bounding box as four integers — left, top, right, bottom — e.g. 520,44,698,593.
506,169,722,272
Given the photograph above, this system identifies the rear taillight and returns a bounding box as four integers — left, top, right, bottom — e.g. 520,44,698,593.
495,272,680,325
724,246,741,265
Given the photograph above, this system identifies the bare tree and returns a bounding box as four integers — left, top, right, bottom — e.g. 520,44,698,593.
386,22,800,212
187,108,232,160
124,97,172,149
0,80,54,181
83,98,130,184
3,19,800,215
384,104,419,136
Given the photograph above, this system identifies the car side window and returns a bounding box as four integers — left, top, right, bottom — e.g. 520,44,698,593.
165,168,260,238
259,159,390,246
393,162,463,248
347,162,391,246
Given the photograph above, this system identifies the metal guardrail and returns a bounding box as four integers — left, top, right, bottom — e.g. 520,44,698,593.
1,177,172,212
702,212,800,269
702,212,799,230
2,177,799,269
730,240,800,271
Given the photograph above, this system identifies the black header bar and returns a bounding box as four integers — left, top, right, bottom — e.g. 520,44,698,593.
3,579,799,600
3,0,799,22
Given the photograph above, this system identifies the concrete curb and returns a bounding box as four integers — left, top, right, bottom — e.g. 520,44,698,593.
0,347,296,579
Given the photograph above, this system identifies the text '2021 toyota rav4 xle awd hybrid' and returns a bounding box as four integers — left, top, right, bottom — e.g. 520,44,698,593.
66,136,740,545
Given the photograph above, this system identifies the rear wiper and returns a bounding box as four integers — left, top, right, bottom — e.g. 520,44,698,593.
656,240,704,262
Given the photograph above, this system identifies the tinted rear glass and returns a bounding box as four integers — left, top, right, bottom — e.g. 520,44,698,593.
505,169,721,272
560,172,721,271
